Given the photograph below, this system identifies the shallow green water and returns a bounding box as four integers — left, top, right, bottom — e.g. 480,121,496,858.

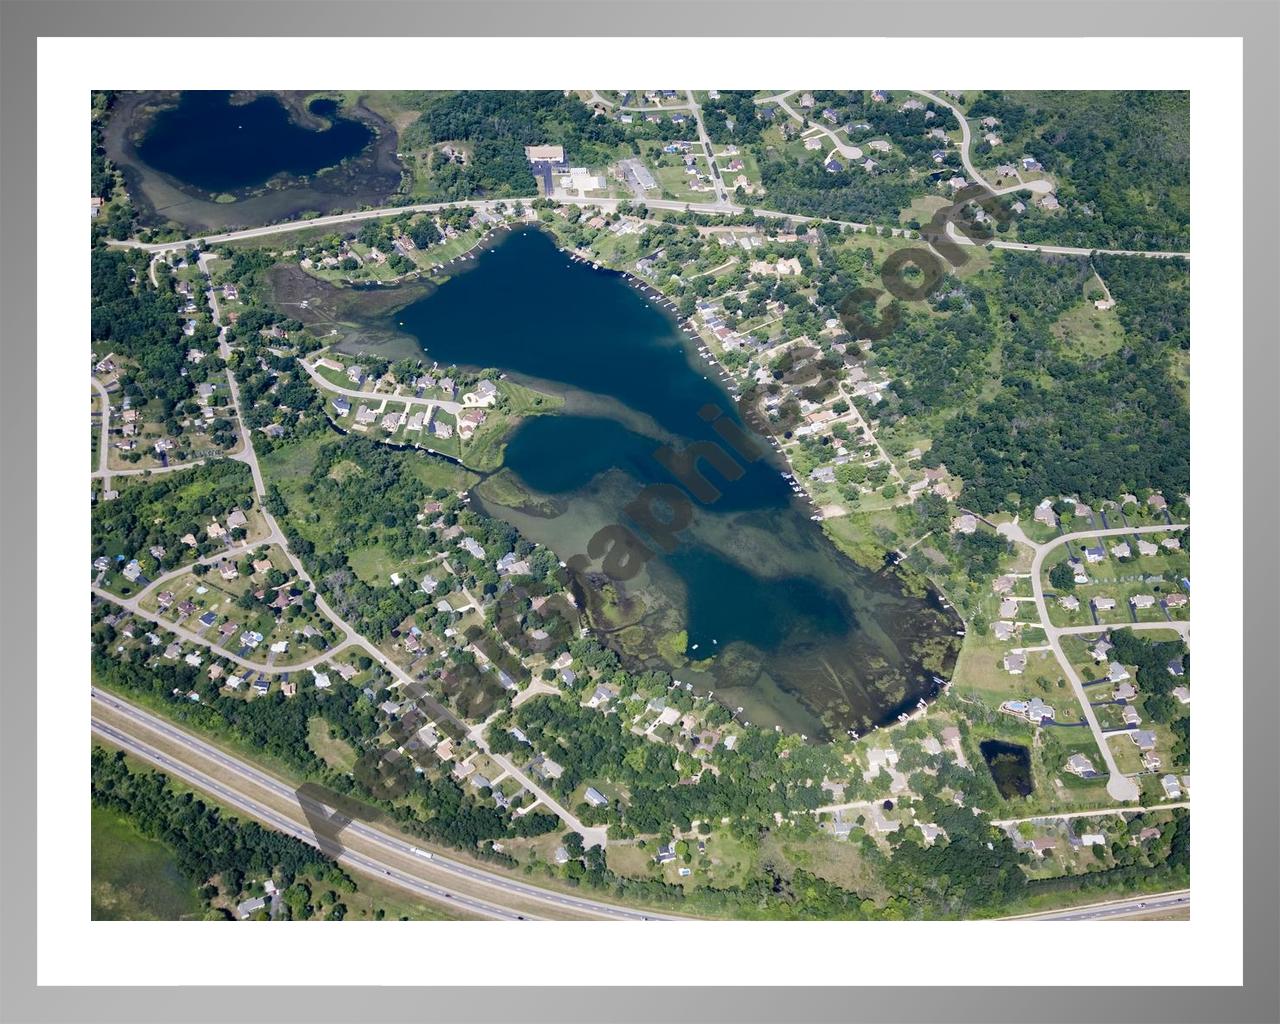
393,228,959,737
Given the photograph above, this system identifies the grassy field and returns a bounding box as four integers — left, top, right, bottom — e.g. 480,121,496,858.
1051,299,1127,359
307,715,357,772
92,804,203,920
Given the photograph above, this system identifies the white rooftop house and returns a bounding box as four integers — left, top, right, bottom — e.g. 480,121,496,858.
583,787,609,808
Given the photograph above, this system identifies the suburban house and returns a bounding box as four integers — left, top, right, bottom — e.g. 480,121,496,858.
1003,651,1027,675
1064,753,1097,778
584,787,608,808
1000,696,1054,725
1130,730,1158,751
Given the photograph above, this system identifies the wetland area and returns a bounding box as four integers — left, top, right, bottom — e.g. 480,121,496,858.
277,227,962,739
104,90,403,234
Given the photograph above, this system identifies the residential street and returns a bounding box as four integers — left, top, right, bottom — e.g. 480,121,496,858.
87,95,1194,926
684,90,731,208
299,358,464,414
998,519,1190,802
91,377,112,493
94,253,607,849
911,89,1055,198
91,690,678,921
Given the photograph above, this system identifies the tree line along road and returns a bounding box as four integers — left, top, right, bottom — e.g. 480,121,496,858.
107,194,1190,260
92,688,685,922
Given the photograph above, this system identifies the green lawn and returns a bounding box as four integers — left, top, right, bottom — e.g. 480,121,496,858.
1050,299,1127,359
92,804,203,920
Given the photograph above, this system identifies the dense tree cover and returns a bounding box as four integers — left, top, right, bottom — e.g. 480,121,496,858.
753,91,958,224
968,91,1189,251
1092,254,1190,351
868,278,994,414
400,91,630,200
759,153,916,225
917,253,1189,512
508,692,846,835
91,745,345,907
91,92,135,241
91,460,255,569
1048,562,1077,591
91,248,199,408
700,91,765,145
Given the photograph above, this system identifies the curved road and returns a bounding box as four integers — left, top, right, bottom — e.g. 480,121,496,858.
91,378,112,493
92,689,681,922
300,358,464,413
999,520,1190,802
912,89,1054,198
754,90,864,162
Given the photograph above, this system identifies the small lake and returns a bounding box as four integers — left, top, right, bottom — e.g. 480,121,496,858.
979,739,1035,799
135,91,374,193
385,228,961,739
107,91,402,232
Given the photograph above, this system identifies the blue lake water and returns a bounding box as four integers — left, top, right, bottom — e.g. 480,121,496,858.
391,228,959,737
135,91,374,193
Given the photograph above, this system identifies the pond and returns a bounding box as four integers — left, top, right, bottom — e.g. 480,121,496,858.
366,228,962,739
979,739,1035,799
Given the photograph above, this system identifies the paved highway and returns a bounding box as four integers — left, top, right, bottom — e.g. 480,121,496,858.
91,717,529,921
91,688,682,922
108,195,1189,260
1007,890,1190,921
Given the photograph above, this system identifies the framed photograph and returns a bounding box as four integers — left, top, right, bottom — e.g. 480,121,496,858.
2,4,1276,1022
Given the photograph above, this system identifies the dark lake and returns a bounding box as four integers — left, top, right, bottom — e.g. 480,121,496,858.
390,228,960,738
979,739,1035,799
135,91,374,194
